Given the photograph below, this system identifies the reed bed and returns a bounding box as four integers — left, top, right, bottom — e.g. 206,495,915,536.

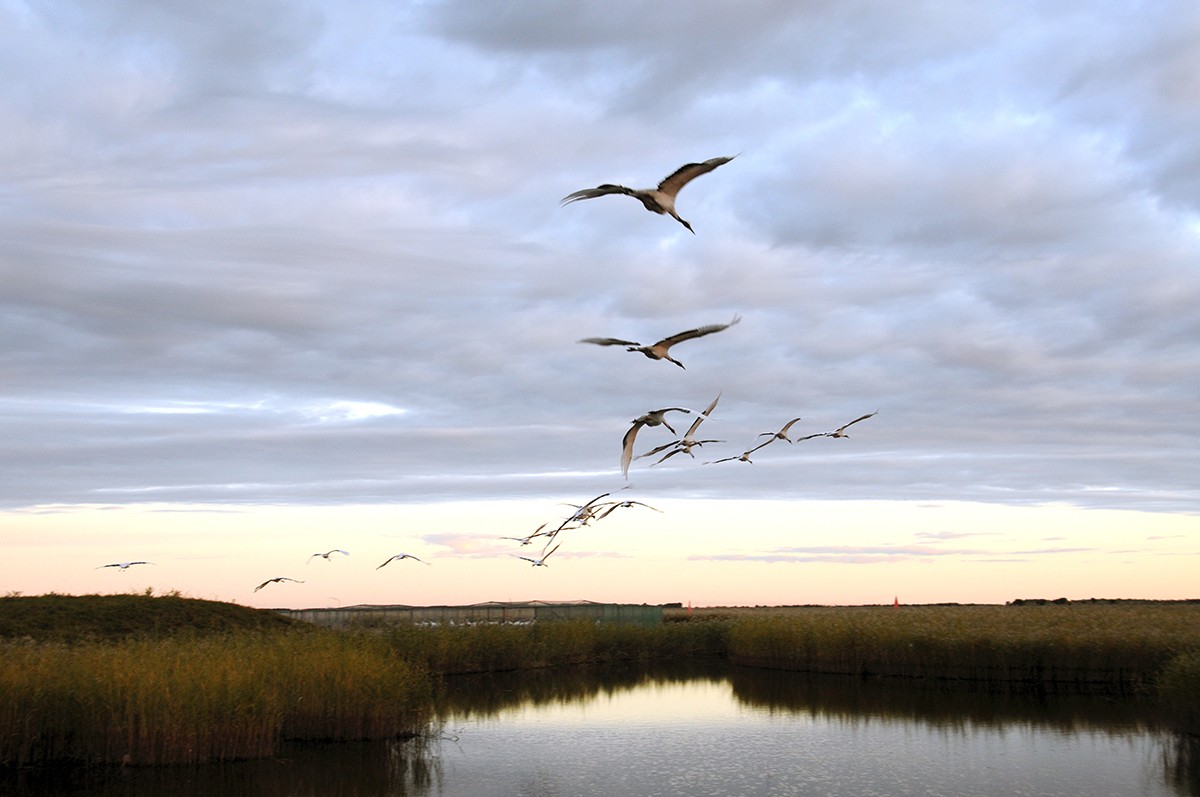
5,596,1200,767
721,603,1200,692
385,617,727,674
1157,650,1200,730
0,630,429,767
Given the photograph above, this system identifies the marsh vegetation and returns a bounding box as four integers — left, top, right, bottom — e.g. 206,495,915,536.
2,595,1198,767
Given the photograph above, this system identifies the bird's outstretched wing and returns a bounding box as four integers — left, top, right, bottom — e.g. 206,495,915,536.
656,156,736,197
686,393,722,433
843,411,878,428
620,421,644,478
653,315,740,349
560,184,637,204
636,439,680,460
759,417,803,439
578,336,641,347
705,453,749,465
830,411,878,435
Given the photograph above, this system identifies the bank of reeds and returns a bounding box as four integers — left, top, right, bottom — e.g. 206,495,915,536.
5,597,1200,767
385,617,728,674
1157,650,1200,730
0,629,430,767
723,603,1200,693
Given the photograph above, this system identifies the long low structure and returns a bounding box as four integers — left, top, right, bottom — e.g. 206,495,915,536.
275,600,664,629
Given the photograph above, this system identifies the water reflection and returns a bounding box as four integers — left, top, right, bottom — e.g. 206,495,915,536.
4,663,1196,797
1,737,441,797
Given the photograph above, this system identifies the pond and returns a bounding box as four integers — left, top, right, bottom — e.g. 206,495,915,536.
7,663,1198,796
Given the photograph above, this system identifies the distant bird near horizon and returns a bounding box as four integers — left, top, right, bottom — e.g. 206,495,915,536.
516,542,561,567
561,155,736,233
253,576,304,592
578,316,741,369
308,549,349,563
621,406,701,478
499,522,549,547
376,553,428,569
823,411,879,438
96,561,153,572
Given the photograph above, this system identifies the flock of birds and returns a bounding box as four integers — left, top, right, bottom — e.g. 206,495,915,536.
96,155,876,594
491,155,878,570
96,548,431,594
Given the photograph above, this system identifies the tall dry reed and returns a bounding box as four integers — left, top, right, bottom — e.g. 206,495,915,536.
725,603,1200,690
0,630,429,767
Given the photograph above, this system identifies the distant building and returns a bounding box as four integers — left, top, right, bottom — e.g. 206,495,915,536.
274,600,664,629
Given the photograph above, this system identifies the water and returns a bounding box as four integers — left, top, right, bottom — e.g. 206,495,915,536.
6,664,1197,796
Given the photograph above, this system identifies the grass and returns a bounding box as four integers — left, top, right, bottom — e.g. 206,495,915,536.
0,591,295,642
711,603,1200,691
384,615,727,674
2,595,1198,766
0,596,430,766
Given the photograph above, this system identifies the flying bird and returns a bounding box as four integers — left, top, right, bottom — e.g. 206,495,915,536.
621,407,699,478
96,561,153,572
757,417,805,444
516,543,561,567
579,316,740,369
705,434,779,465
705,448,760,465
561,155,736,233
592,499,662,521
555,492,613,532
499,523,550,547
308,549,349,563
376,553,429,569
253,577,304,592
639,393,724,464
824,411,878,438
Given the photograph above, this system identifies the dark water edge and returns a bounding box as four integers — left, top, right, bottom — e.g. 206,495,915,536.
0,738,437,797
5,661,1199,797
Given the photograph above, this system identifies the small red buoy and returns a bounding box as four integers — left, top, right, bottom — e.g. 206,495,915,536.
893,596,899,608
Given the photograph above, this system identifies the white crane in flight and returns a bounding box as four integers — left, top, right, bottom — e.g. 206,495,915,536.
308,549,349,563
96,561,153,572
639,393,724,464
253,576,304,592
561,155,736,233
516,543,561,567
376,554,429,569
579,316,740,369
621,407,700,478
824,411,878,438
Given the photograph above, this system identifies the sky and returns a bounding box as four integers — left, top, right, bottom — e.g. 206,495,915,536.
2,1,1198,609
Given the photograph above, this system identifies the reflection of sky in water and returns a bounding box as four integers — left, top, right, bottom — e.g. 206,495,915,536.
442,679,1174,797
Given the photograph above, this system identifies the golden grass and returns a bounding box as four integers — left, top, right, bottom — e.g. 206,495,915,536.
0,629,429,767
4,597,1200,767
715,603,1200,690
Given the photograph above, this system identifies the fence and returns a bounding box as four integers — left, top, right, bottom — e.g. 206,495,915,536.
275,601,664,629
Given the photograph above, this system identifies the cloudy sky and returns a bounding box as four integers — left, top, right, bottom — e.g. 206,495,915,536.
2,1,1197,608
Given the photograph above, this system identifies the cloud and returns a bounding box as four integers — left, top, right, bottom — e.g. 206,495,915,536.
689,542,1097,565
0,1,1196,524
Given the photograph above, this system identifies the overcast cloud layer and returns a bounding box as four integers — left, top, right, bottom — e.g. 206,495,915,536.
2,1,1198,516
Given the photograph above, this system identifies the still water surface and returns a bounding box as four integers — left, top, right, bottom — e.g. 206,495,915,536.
8,664,1197,796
